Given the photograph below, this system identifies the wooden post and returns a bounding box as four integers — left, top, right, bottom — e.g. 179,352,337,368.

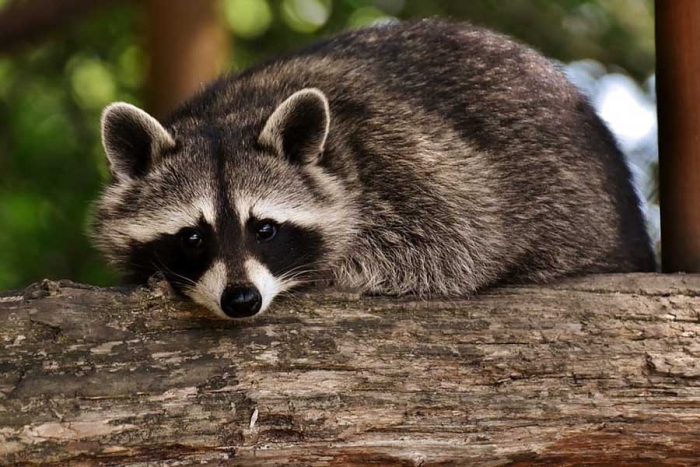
145,0,229,119
656,0,700,272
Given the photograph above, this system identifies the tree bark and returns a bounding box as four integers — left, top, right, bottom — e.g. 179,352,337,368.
656,0,700,272
145,0,230,119
1,274,700,466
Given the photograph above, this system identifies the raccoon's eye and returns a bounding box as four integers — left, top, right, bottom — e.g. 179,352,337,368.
255,220,277,242
180,228,203,248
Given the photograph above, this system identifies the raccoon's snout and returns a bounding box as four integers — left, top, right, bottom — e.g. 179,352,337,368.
221,285,262,318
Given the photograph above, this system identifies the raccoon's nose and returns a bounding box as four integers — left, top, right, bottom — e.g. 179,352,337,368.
221,285,262,318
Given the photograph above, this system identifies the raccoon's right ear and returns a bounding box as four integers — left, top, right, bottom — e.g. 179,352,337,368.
101,103,176,181
259,88,330,165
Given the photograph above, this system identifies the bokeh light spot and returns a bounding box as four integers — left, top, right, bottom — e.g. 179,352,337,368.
68,58,116,110
347,6,395,28
224,0,273,39
282,0,331,33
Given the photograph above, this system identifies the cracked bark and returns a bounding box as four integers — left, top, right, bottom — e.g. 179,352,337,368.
1,274,700,466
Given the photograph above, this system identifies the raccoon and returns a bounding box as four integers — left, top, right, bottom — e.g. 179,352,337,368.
92,19,655,319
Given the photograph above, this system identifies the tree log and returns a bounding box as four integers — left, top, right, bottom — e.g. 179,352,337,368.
1,274,700,466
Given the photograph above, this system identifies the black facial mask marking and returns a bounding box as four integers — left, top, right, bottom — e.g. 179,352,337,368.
245,218,326,285
123,211,326,301
125,218,217,294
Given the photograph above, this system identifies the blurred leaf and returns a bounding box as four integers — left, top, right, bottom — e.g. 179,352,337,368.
0,58,14,99
68,58,117,109
223,0,273,39
374,0,405,15
0,191,50,234
11,84,78,167
116,45,146,89
347,6,393,28
282,0,332,33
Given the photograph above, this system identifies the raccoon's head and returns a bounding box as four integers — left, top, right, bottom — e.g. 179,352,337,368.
92,88,358,318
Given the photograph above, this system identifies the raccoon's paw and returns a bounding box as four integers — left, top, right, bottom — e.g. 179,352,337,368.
146,272,177,299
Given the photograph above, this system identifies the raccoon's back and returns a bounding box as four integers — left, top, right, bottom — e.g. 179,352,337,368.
298,20,654,274
172,20,656,284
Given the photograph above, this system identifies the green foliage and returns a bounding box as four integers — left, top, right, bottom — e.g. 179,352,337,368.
0,4,140,289
0,0,655,290
224,0,273,38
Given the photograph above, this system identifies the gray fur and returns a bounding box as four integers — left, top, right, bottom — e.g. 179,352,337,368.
92,20,655,315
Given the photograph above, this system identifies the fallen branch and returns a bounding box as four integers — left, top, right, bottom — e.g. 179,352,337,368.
1,274,700,466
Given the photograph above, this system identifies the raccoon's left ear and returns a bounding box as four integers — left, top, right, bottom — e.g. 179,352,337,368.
101,103,176,181
259,88,330,165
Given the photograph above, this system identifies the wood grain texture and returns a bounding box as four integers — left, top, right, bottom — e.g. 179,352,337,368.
1,274,700,466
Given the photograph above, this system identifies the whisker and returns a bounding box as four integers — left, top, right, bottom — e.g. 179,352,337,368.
152,254,198,287
277,265,333,283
